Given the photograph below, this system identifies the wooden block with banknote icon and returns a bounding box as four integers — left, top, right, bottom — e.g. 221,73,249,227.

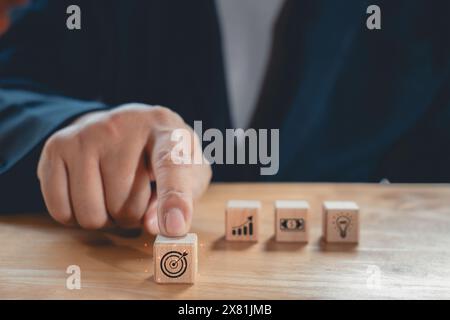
154,233,198,284
225,200,260,242
275,200,310,242
322,201,359,243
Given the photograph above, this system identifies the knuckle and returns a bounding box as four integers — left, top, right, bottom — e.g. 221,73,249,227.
43,133,66,157
154,148,174,169
48,128,89,156
75,119,121,152
154,147,192,170
159,189,188,201
150,106,184,126
154,136,195,168
72,130,94,154
96,113,123,140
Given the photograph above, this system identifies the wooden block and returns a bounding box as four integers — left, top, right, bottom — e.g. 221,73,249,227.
275,200,310,243
154,233,197,284
225,200,260,242
323,201,359,243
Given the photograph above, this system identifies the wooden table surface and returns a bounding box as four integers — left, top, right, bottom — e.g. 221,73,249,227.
1,183,450,300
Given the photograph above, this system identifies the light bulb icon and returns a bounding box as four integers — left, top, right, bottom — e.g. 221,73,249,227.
336,215,351,238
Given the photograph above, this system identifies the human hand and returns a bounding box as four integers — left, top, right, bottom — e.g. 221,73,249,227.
37,104,211,236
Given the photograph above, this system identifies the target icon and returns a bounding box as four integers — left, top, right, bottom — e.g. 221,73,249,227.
160,250,188,278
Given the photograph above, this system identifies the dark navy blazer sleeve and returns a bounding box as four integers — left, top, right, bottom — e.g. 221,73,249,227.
0,89,106,175
0,1,107,212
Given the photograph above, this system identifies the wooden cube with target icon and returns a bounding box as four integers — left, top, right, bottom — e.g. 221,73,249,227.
322,201,359,243
225,200,260,242
153,233,198,284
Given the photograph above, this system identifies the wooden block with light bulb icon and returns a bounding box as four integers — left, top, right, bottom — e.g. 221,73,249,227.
322,201,359,243
153,233,198,284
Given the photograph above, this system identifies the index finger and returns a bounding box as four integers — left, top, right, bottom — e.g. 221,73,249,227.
149,125,196,237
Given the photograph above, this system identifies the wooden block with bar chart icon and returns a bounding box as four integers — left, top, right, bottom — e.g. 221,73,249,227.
275,200,310,242
322,201,359,243
154,233,198,284
225,200,260,242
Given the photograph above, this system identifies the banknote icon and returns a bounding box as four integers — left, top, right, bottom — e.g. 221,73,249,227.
280,218,305,231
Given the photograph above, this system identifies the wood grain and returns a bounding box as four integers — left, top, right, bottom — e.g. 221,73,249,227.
1,183,450,299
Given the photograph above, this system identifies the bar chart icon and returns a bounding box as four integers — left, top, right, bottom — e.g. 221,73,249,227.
232,216,254,236
226,200,260,241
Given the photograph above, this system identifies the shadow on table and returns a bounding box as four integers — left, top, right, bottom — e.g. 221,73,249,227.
264,236,307,252
317,236,358,252
211,236,256,251
76,228,155,273
137,275,193,295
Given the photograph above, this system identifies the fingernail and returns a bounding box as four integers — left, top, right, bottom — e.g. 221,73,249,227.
164,208,186,236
